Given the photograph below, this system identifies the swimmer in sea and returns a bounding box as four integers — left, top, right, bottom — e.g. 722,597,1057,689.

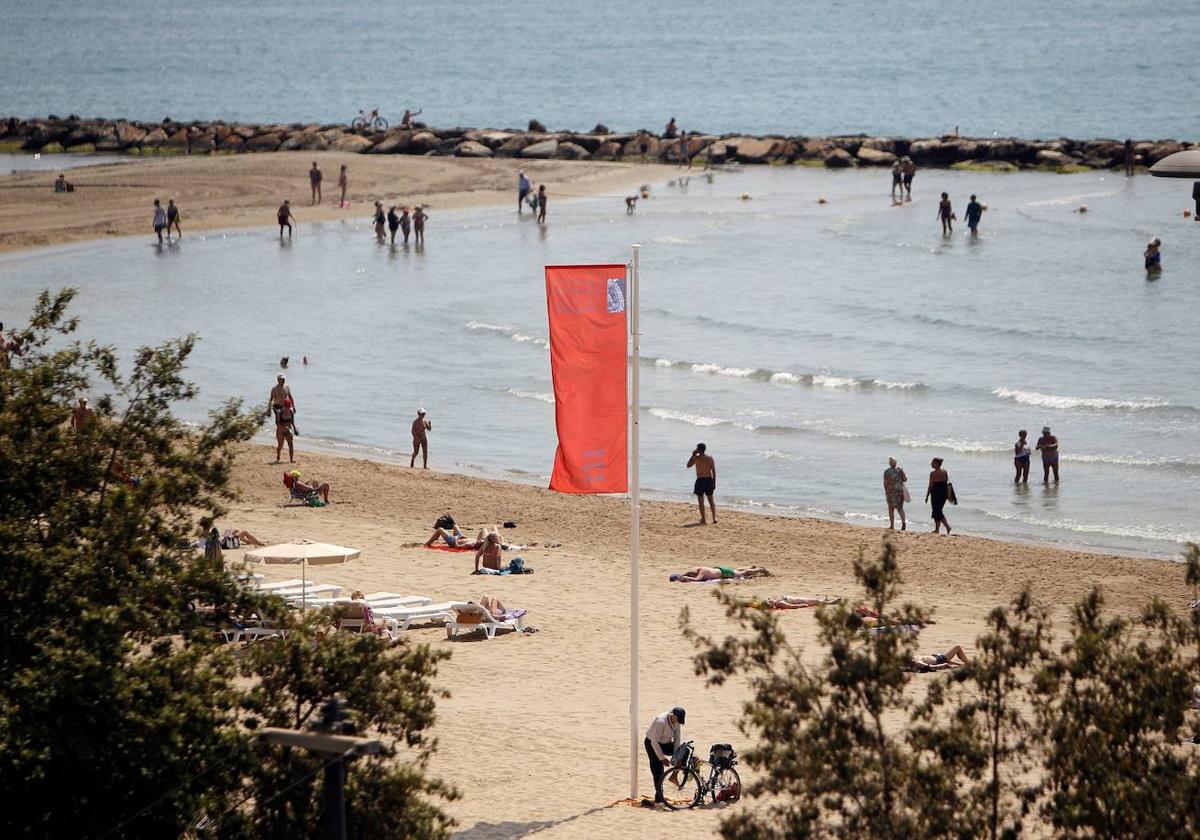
937,192,954,235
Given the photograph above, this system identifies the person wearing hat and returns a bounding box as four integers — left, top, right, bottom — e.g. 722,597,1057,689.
410,408,432,468
1035,426,1059,483
644,707,686,806
517,169,532,214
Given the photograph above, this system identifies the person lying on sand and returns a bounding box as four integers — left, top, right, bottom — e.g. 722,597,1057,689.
426,525,469,548
907,645,970,672
744,595,842,610
846,608,935,634
670,566,771,582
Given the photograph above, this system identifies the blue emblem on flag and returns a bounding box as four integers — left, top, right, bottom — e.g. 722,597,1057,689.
607,278,626,314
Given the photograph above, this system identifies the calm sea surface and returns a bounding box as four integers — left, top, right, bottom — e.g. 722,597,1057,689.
2,167,1196,559
2,0,1198,139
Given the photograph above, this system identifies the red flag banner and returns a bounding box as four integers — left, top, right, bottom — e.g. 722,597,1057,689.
545,264,629,493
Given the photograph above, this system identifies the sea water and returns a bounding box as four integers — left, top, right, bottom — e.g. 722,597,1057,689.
2,0,1198,139
1,166,1196,559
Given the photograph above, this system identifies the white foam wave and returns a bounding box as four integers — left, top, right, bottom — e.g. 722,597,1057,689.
654,358,674,367
992,387,1170,411
466,320,549,350
769,371,805,384
759,449,801,462
899,437,1007,454
647,407,756,431
690,363,756,378
813,375,861,389
872,379,921,390
982,509,1199,545
505,388,555,404
465,320,510,334
1023,190,1118,208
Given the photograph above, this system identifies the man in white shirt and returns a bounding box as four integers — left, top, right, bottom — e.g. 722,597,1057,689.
644,706,686,805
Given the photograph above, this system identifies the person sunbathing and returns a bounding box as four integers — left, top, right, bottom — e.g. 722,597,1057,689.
292,476,329,503
746,595,842,610
846,611,932,634
477,594,525,621
426,525,470,547
670,566,771,582
907,646,970,672
475,531,504,572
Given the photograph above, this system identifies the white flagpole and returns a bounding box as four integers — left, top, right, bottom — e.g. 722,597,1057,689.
629,244,641,801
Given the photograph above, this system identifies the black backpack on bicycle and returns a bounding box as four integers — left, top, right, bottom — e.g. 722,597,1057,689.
709,743,737,769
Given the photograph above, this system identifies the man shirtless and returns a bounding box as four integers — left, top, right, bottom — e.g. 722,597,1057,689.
267,375,293,421
671,566,770,583
686,442,717,523
70,397,95,431
410,408,431,468
909,645,970,671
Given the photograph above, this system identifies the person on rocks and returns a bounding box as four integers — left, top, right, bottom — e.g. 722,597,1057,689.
309,161,323,204
400,108,422,129
664,117,678,139
277,199,296,237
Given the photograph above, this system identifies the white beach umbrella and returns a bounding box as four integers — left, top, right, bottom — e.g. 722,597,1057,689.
243,541,361,610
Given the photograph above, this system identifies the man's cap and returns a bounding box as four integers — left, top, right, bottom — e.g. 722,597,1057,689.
277,374,285,381
671,706,686,724
417,408,426,415
1042,426,1050,433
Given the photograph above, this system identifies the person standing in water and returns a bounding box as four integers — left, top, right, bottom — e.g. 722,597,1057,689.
902,157,915,200
399,206,412,245
413,205,428,245
410,408,431,468
687,443,717,524
1124,139,1135,176
1036,426,1059,483
517,170,532,214
536,185,547,223
152,199,167,243
891,161,903,202
925,457,952,534
337,164,348,208
964,194,983,236
883,456,908,530
309,161,323,204
166,199,182,240
387,204,400,244
277,199,296,237
372,201,386,242
1144,238,1162,275
1013,430,1031,484
937,192,954,235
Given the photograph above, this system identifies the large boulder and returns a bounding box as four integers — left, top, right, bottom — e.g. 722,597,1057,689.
555,141,590,160
528,119,547,132
593,140,622,159
330,132,375,152
824,148,856,168
367,130,412,154
299,133,330,152
190,132,216,153
140,127,169,148
1036,149,1075,167
860,136,897,153
243,132,283,152
706,141,729,165
475,130,516,149
621,136,660,157
907,138,957,165
405,131,439,154
728,136,782,164
1144,141,1183,165
164,128,191,150
564,133,604,153
218,133,244,151
520,139,559,158
454,139,493,158
232,124,258,140
856,146,896,165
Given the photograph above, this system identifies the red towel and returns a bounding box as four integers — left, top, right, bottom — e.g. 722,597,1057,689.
423,544,474,553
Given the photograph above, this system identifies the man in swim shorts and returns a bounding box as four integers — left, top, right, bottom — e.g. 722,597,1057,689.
686,442,717,524
671,566,769,582
309,161,322,204
410,408,431,468
1036,425,1059,483
277,199,296,237
517,170,531,214
909,645,969,671
152,198,167,243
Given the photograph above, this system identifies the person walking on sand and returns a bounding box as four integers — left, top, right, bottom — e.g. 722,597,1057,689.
413,205,428,245
387,204,400,244
536,185,547,223
517,170,532,214
167,199,182,240
152,198,167,243
1014,429,1031,484
891,161,903,201
277,199,296,237
1144,238,1162,275
1036,426,1059,483
925,457,952,534
883,456,908,530
902,157,915,200
964,194,983,236
309,161,323,205
644,707,685,807
373,201,386,242
937,192,954,235
410,408,432,468
399,206,412,245
687,443,717,524
337,164,348,208
275,397,297,463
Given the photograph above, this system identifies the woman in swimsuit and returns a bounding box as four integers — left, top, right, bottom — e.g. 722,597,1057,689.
1014,430,1031,484
937,192,954,235
387,205,401,244
413,206,428,245
925,457,951,534
1144,238,1162,275
399,207,412,245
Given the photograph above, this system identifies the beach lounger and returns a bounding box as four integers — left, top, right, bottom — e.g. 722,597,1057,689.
276,583,343,601
301,594,433,609
372,601,469,630
445,602,526,640
250,578,306,593
331,602,401,639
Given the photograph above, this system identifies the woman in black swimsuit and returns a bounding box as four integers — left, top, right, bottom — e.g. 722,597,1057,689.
925,457,951,534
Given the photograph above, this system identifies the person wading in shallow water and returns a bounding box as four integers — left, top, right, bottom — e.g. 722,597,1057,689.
686,443,717,524
1036,425,1059,482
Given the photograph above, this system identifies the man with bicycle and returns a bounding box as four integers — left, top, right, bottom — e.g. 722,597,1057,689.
644,706,685,806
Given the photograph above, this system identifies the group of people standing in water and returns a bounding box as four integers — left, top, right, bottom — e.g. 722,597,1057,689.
882,426,1060,534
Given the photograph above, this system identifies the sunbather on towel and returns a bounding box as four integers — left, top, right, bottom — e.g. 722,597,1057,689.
746,595,842,610
846,611,933,633
671,566,771,582
478,595,526,621
426,526,471,548
907,646,969,672
475,530,504,572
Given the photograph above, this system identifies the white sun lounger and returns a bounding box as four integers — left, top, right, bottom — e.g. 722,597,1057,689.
275,584,344,600
250,579,306,593
372,601,469,630
302,593,433,609
445,602,526,640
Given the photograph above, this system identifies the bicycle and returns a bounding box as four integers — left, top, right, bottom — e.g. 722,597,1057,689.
660,741,742,810
351,109,389,131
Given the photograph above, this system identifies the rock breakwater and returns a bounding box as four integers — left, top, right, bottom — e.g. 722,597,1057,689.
2,115,1193,171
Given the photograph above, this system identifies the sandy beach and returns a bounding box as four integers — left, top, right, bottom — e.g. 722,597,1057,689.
226,444,1189,839
0,152,669,253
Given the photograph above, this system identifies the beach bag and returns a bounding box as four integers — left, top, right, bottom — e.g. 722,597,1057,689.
709,743,736,769
902,484,911,503
947,483,958,505
507,557,532,574
220,533,241,550
671,742,693,768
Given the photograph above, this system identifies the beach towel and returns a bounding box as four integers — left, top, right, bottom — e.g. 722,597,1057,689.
424,544,475,553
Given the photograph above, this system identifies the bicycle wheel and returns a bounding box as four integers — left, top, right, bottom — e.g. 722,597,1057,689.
372,117,389,131
661,767,702,810
710,766,742,804
351,117,367,130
